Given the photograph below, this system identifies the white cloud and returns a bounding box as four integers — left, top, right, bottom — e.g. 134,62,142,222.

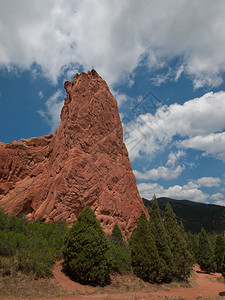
213,200,225,206
134,150,185,180
174,65,184,82
151,65,184,86
196,177,221,188
180,132,225,161
210,192,225,206
138,181,209,202
1,1,225,87
166,150,186,168
210,192,224,201
125,91,225,161
134,165,184,181
137,176,222,203
38,90,64,132
38,90,43,99
112,90,130,107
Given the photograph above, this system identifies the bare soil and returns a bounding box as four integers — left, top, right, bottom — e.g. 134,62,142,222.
2,264,225,299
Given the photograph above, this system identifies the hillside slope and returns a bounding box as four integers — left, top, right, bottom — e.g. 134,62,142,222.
143,197,225,234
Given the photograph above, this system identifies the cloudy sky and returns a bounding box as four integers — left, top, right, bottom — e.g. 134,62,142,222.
0,0,225,205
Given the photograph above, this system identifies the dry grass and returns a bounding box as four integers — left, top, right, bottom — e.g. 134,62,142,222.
91,271,195,296
0,273,67,298
0,267,196,298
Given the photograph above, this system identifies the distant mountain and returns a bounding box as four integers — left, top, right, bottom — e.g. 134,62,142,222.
143,197,225,234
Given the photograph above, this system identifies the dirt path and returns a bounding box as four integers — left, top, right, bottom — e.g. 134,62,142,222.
153,266,225,299
20,264,225,300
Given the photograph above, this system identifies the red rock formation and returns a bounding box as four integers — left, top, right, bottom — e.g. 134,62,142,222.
0,70,148,235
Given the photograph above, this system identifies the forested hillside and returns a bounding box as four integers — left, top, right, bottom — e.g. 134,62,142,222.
143,197,225,234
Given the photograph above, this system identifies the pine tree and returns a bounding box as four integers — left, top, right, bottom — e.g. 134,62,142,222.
222,254,225,277
63,206,112,286
179,223,188,242
149,196,174,282
129,212,165,283
187,231,198,263
214,235,225,273
198,227,216,273
110,223,125,246
164,203,193,280
180,224,195,265
109,223,131,274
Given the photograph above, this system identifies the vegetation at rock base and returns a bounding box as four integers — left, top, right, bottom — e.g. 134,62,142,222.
63,206,112,286
1,200,224,289
109,223,131,274
198,227,216,273
0,211,67,278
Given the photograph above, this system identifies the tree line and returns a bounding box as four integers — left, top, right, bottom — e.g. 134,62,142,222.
62,196,225,286
0,196,224,285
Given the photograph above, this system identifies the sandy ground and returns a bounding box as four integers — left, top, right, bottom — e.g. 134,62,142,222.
10,264,225,300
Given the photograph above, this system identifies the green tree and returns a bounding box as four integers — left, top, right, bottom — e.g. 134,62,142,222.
187,231,198,263
179,223,188,241
110,223,125,246
180,224,195,265
198,227,216,273
109,224,131,274
149,196,174,282
214,235,225,273
164,203,193,280
129,212,165,283
222,254,225,277
63,206,112,286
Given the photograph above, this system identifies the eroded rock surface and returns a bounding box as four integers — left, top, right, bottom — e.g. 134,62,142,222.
0,70,148,234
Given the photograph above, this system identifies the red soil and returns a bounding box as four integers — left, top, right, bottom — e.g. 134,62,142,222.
35,263,225,300
153,266,225,299
12,263,225,300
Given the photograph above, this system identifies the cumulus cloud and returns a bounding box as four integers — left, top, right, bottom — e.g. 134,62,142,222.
1,1,225,87
138,181,209,202
125,91,225,161
210,192,224,201
213,200,225,206
134,150,185,180
134,165,184,181
180,132,225,161
137,176,222,203
210,192,225,206
196,177,221,188
38,90,64,132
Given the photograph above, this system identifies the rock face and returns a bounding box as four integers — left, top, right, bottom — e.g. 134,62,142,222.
0,70,148,235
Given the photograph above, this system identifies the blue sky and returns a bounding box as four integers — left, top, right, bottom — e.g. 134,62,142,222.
0,0,225,205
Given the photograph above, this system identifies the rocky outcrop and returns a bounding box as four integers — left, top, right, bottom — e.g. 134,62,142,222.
0,70,148,235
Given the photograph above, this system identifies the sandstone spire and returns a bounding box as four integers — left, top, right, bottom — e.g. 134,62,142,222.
0,70,148,234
